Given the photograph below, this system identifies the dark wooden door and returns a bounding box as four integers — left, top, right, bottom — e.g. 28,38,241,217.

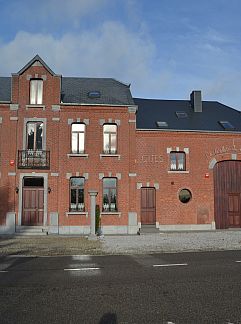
228,193,240,227
141,188,156,224
22,187,44,225
214,160,241,229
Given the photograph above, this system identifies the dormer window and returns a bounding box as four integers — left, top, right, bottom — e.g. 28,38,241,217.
30,79,43,104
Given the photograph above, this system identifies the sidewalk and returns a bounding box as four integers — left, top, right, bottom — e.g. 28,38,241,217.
1,230,241,256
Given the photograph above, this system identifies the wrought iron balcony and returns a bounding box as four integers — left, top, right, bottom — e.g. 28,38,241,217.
18,150,50,169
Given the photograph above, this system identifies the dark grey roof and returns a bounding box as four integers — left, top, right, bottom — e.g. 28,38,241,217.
0,77,11,102
61,77,134,105
134,98,241,132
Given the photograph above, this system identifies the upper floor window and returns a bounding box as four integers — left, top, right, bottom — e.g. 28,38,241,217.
170,152,186,171
26,121,43,150
70,177,85,212
71,123,85,154
103,177,117,212
103,124,117,154
30,79,43,104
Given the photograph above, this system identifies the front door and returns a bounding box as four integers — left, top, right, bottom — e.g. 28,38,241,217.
228,193,241,228
141,187,156,224
22,177,44,225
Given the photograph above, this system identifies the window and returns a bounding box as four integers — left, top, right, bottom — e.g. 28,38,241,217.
70,177,85,211
179,189,192,203
30,79,43,104
103,124,117,154
176,111,188,118
218,121,235,130
88,91,101,98
156,121,168,128
26,122,43,150
71,123,85,154
103,178,117,212
170,152,186,171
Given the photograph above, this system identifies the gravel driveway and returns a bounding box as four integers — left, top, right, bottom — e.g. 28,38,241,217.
0,230,241,256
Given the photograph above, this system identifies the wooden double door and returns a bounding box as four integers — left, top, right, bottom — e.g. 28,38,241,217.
214,161,241,229
141,187,156,224
22,177,44,226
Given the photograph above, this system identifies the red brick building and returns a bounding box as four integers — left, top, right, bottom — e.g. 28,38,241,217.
0,55,241,235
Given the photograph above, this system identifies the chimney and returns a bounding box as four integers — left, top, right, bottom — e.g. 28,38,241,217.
190,90,202,112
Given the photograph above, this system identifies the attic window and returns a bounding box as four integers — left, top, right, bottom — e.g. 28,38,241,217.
176,111,188,118
88,91,101,98
219,121,235,130
156,121,168,128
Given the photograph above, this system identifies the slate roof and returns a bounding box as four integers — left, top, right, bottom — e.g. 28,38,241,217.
0,76,134,106
0,77,11,102
61,77,134,105
134,98,241,132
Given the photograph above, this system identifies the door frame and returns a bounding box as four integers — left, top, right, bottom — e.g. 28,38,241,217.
18,173,48,226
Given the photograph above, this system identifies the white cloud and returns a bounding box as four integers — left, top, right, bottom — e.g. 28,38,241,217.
0,18,241,110
0,22,170,95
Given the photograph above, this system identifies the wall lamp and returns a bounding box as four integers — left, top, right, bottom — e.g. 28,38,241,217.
15,187,19,194
48,187,51,194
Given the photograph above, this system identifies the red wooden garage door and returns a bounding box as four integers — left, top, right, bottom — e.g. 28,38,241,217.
214,160,241,229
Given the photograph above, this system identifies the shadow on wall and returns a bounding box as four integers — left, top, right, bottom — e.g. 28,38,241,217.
0,185,13,225
99,313,117,324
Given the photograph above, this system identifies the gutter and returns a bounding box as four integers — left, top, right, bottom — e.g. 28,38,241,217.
136,128,241,134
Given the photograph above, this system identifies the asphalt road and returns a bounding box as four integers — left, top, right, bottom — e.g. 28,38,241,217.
1,251,241,324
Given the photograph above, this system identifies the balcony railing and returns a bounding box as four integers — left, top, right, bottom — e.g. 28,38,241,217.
18,150,50,169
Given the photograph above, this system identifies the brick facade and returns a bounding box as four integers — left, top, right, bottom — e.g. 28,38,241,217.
0,57,241,234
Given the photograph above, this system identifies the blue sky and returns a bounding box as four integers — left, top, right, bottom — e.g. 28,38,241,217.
1,0,241,110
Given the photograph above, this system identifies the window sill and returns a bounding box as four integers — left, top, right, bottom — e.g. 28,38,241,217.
66,212,88,217
100,154,120,160
67,153,89,158
101,212,121,218
26,104,46,110
168,170,189,174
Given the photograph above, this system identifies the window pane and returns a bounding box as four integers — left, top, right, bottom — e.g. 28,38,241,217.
179,189,192,203
170,153,176,170
30,80,37,104
104,124,117,133
78,189,84,204
104,133,110,152
37,80,43,104
71,189,77,204
70,177,84,187
72,124,85,132
72,133,78,153
36,123,43,150
103,178,116,189
27,123,35,149
78,133,85,153
178,153,185,170
110,189,117,203
110,134,116,152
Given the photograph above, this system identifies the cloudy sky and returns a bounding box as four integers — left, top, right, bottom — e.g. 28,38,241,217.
1,0,241,109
